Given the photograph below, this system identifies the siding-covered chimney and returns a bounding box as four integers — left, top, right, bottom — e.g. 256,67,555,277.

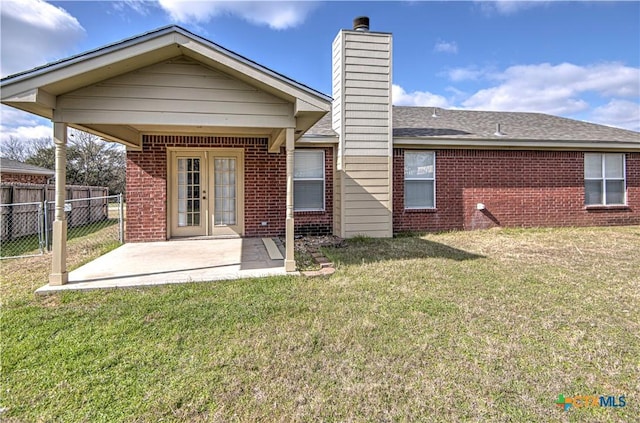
332,17,393,238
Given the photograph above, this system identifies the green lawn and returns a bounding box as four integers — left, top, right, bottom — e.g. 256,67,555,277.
1,226,638,422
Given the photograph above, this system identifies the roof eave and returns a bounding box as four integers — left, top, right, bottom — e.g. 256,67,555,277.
1,25,331,120
393,137,640,152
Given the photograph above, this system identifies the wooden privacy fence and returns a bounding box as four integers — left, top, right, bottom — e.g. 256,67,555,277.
0,183,109,241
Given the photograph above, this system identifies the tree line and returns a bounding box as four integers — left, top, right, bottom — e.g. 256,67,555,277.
1,131,126,195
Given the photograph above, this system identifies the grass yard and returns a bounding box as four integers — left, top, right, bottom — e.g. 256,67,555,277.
1,226,639,422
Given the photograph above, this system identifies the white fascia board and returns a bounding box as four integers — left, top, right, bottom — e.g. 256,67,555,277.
2,168,54,176
394,137,640,152
298,135,339,144
2,88,56,108
295,99,329,115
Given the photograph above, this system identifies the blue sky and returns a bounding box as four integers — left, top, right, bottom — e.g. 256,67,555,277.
1,0,639,143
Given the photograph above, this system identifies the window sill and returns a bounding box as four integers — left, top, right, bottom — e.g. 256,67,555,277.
585,205,630,211
405,208,438,213
294,210,326,215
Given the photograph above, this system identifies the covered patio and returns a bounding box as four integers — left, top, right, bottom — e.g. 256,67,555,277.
35,238,289,294
1,26,331,288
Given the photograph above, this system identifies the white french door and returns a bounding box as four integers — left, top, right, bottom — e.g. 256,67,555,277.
170,150,243,238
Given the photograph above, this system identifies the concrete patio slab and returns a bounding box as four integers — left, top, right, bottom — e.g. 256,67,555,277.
36,238,290,294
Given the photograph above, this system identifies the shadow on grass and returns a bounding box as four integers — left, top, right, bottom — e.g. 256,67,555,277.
1,219,119,258
324,234,484,265
66,219,118,242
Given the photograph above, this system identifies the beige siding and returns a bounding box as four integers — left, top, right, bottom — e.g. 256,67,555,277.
332,30,392,238
341,156,392,237
57,58,293,127
332,32,343,170
333,169,342,235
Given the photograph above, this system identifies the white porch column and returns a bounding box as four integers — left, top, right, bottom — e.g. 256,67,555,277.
49,122,68,285
285,127,296,272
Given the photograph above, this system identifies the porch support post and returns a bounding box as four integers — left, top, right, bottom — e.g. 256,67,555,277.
285,127,296,272
49,122,68,285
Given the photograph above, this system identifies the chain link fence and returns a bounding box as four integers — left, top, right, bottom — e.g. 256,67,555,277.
1,194,123,260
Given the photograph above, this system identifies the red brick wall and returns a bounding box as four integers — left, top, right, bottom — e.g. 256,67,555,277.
1,173,51,184
126,136,333,242
393,149,640,233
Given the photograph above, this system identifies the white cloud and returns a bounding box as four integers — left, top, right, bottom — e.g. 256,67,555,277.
0,106,52,143
157,0,319,30
392,84,451,108
477,0,549,16
447,67,484,82
0,0,85,77
0,106,53,141
590,100,640,132
112,0,153,17
433,40,458,54
456,62,640,120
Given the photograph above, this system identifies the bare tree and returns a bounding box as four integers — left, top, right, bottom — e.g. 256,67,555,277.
2,131,126,194
66,131,126,194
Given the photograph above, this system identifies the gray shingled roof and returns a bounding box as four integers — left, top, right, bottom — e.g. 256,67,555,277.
304,112,337,136
306,106,640,143
0,158,55,176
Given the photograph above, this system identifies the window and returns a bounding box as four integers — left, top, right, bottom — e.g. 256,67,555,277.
294,150,325,211
405,151,435,209
584,153,626,206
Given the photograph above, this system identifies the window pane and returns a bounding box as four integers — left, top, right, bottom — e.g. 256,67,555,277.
405,180,435,208
585,180,603,205
294,180,324,210
405,152,434,179
605,154,624,178
605,180,625,204
584,153,602,178
295,151,324,179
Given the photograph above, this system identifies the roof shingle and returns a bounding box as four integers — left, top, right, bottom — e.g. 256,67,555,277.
306,106,640,143
1,158,55,176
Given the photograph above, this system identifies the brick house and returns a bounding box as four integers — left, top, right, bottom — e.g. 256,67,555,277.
1,19,639,285
0,158,54,185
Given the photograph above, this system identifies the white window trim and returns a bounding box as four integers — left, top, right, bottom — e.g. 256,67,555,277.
294,149,325,212
404,150,436,210
584,153,627,206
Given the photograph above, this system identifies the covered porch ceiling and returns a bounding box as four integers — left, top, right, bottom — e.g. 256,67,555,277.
0,25,331,151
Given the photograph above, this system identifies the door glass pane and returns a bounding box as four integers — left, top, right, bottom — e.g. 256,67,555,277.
214,158,236,225
605,180,625,204
177,157,201,227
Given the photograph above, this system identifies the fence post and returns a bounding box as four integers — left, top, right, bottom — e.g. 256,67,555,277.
118,193,124,243
8,186,15,241
44,200,50,251
38,202,44,254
